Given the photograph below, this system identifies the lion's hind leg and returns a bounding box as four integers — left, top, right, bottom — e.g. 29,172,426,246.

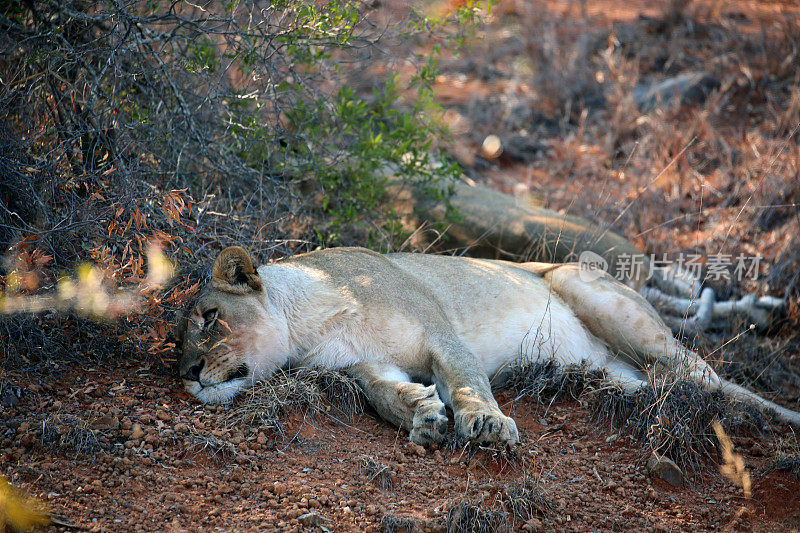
540,264,718,386
541,264,800,425
346,362,449,446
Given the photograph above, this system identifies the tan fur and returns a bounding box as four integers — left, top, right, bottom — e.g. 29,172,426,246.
178,247,800,446
211,246,263,294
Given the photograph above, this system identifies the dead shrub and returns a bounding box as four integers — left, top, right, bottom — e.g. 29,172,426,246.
381,514,418,533
40,416,105,457
590,377,762,471
226,368,364,438
358,455,394,491
445,501,509,533
502,477,551,524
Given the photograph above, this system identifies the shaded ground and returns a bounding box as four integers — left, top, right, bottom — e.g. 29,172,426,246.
3,362,800,532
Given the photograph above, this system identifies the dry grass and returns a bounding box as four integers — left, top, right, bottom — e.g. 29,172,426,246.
40,416,105,457
501,359,766,472
716,335,800,398
499,360,601,407
502,476,552,524
226,368,364,438
380,514,419,533
590,377,762,472
359,455,395,491
187,433,239,463
764,433,800,481
445,501,509,533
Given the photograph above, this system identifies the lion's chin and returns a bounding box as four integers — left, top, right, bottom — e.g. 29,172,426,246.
184,378,250,404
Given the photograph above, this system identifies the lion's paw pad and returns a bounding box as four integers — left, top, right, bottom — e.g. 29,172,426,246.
410,403,448,447
455,410,519,446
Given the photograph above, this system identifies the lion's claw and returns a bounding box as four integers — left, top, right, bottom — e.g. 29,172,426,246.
455,410,518,446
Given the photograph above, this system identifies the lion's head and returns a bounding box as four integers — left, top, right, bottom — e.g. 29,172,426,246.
176,247,290,403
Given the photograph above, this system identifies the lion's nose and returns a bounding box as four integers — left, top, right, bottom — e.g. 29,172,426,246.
182,359,205,382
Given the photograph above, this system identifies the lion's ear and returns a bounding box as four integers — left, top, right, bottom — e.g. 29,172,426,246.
212,246,263,294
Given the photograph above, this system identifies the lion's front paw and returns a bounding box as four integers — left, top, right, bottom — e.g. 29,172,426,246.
410,401,448,447
455,409,519,446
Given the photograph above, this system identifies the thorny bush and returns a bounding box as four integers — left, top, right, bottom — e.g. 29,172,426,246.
0,0,484,372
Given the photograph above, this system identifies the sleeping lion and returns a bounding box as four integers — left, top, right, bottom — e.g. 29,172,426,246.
176,246,800,446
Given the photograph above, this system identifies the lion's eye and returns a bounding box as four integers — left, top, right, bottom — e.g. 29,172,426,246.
202,308,218,330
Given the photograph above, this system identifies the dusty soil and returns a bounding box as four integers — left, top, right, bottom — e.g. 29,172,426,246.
2,361,799,532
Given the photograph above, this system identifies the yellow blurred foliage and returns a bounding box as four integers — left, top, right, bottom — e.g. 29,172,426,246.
713,421,751,498
146,244,175,287
0,477,50,532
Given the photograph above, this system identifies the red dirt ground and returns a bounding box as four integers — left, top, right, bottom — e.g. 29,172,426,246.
3,361,799,532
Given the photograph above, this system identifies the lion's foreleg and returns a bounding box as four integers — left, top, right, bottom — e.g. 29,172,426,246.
345,362,448,446
601,359,650,393
428,337,519,446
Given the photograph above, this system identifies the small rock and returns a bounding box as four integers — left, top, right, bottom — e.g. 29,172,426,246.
174,423,188,434
91,415,119,431
130,424,145,440
646,453,683,488
480,135,503,159
409,443,426,457
298,512,323,527
272,481,288,496
156,409,171,422
524,518,542,531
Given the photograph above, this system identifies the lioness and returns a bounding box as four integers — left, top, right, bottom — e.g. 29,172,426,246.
177,246,800,446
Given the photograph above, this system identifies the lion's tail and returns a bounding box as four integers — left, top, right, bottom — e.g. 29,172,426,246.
718,377,800,425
